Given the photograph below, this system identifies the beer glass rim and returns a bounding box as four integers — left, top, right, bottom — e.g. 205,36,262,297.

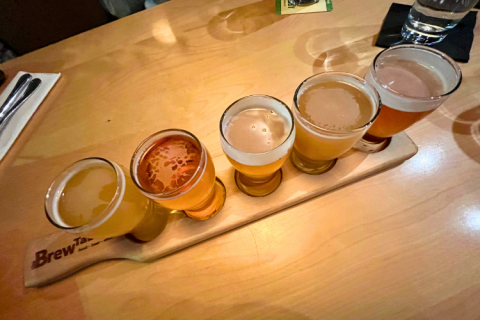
44,157,125,232
370,44,462,101
293,72,381,134
130,129,207,200
219,94,295,156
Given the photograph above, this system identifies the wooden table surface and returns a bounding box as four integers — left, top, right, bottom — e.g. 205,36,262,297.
1,0,480,319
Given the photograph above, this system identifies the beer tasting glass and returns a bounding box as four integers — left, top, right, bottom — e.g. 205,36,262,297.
363,45,462,148
220,95,295,197
130,129,226,220
291,72,381,174
45,158,169,242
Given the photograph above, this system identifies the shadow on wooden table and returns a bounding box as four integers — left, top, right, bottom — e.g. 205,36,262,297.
207,0,287,41
452,105,480,164
426,75,480,135
292,26,380,75
280,149,369,186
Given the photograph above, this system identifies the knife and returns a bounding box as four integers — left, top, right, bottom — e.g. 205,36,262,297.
0,78,42,131
0,73,33,118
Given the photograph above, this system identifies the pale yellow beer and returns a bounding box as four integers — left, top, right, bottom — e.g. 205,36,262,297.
364,45,462,142
220,95,295,197
45,158,169,241
225,153,290,178
291,72,380,174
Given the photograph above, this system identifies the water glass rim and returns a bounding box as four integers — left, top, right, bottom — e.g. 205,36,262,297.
219,94,295,157
370,44,463,101
293,72,382,135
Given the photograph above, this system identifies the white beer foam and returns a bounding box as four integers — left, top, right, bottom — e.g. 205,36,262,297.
294,73,379,138
220,95,295,167
366,47,461,113
294,109,368,140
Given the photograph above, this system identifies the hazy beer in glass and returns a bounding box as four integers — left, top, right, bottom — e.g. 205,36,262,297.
45,158,169,242
220,95,295,197
364,45,462,144
291,72,381,174
130,129,226,220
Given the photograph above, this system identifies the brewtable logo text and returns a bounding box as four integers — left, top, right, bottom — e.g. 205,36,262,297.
31,237,113,269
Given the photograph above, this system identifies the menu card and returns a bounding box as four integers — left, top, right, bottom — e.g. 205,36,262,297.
275,0,333,15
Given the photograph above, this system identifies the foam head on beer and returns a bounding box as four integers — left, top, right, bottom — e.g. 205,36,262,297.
292,72,380,168
220,95,295,196
297,81,375,131
220,95,295,167
130,129,226,220
55,161,117,227
48,159,122,229
375,60,445,98
225,108,290,153
365,45,462,139
136,136,201,194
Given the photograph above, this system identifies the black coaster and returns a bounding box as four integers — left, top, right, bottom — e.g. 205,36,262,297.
0,70,5,87
376,3,477,62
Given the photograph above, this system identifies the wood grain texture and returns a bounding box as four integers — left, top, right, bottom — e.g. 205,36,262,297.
1,0,480,319
24,133,417,287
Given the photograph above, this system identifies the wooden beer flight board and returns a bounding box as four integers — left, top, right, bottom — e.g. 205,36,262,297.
25,133,417,287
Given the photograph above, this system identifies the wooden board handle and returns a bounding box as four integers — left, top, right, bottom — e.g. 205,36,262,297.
24,232,136,287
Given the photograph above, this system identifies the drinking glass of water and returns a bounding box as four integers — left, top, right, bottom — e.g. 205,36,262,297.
401,0,479,45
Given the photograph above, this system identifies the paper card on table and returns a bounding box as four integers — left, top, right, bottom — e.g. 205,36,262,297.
0,72,60,161
275,0,333,15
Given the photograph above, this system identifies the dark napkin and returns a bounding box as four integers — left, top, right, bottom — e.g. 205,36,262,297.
376,3,477,62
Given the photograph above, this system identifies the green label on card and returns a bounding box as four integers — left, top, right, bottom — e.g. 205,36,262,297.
276,0,333,15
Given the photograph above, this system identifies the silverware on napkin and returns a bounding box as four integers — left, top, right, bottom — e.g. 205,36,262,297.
0,75,42,131
0,73,32,117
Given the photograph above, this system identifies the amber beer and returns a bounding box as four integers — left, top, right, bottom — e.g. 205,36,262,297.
130,129,226,220
220,95,295,197
364,45,462,142
45,158,169,242
291,72,381,174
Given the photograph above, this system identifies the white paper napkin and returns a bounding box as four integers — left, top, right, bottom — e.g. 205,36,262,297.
0,71,60,161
